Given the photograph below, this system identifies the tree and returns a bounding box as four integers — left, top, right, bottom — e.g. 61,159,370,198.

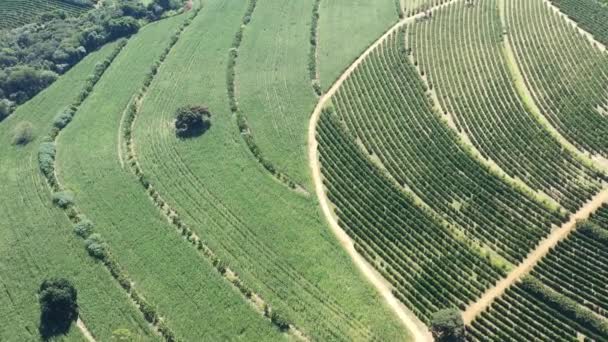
431,308,465,342
174,105,211,138
38,278,78,338
12,121,34,145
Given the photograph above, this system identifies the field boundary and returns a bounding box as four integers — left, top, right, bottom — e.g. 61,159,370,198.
462,187,608,323
308,1,460,341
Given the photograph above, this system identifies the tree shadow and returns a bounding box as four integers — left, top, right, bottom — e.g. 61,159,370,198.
39,311,77,341
175,121,211,139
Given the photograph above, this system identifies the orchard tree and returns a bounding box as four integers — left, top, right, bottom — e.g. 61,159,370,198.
431,308,465,342
174,105,211,138
38,278,79,338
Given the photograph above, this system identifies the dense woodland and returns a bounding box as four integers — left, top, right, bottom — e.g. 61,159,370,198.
0,0,184,120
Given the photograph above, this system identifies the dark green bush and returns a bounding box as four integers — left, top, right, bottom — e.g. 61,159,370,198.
51,191,74,209
174,105,211,138
38,278,78,338
84,233,108,260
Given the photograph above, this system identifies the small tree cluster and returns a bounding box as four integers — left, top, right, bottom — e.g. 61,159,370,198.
174,105,211,138
11,121,34,145
431,308,465,342
38,278,78,338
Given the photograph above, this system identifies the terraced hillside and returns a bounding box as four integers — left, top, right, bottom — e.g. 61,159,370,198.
0,0,91,30
2,0,608,340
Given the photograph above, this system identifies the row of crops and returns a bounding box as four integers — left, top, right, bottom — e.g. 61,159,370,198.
317,109,505,322
551,0,608,47
506,0,608,156
408,0,604,211
331,28,564,263
468,213,608,341
0,0,90,30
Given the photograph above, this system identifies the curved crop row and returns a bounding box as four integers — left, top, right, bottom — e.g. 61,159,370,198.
550,0,608,47
409,0,604,211
332,28,563,263
506,0,608,156
317,110,504,322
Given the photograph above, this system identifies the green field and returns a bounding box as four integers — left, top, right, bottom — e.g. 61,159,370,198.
3,0,608,340
317,0,398,90
0,42,155,342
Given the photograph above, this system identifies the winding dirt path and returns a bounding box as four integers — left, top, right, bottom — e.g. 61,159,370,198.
77,318,96,342
307,2,458,341
462,188,608,324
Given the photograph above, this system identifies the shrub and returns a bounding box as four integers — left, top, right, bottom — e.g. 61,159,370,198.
38,278,78,338
74,218,94,238
0,99,13,121
51,191,74,208
53,109,74,129
270,308,290,332
84,233,108,260
38,142,56,177
431,308,465,342
174,105,211,138
12,121,34,145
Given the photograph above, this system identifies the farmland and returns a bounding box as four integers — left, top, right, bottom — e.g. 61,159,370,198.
0,0,91,30
2,0,608,340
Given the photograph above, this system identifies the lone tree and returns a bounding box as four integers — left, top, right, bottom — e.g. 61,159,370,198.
174,105,211,138
38,278,79,338
431,308,465,342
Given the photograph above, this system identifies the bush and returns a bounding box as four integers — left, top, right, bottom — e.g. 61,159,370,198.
74,218,94,238
38,278,78,338
53,109,74,129
270,309,290,332
11,121,34,145
84,233,108,260
51,191,74,208
431,308,465,341
38,142,56,177
0,99,13,121
174,105,211,138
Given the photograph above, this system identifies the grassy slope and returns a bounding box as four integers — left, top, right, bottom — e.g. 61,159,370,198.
317,0,397,90
133,0,407,340
236,0,316,187
0,42,155,342
57,13,281,341
0,0,89,30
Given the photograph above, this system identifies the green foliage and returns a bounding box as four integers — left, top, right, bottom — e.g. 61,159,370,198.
174,105,211,138
38,142,56,179
11,121,34,145
38,278,78,338
84,233,109,260
51,191,75,208
53,108,75,129
269,308,291,332
74,217,94,238
430,308,465,341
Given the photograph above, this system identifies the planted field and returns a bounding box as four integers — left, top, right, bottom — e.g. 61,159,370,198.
506,0,608,156
0,0,90,30
317,0,397,90
56,11,281,341
551,0,608,46
468,219,608,341
0,43,154,342
332,28,563,263
131,0,407,340
236,0,316,187
409,0,604,211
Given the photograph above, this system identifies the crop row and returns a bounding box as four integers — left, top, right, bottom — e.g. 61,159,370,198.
332,28,563,262
468,277,608,341
551,0,608,47
317,110,503,322
409,0,603,211
506,0,608,156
